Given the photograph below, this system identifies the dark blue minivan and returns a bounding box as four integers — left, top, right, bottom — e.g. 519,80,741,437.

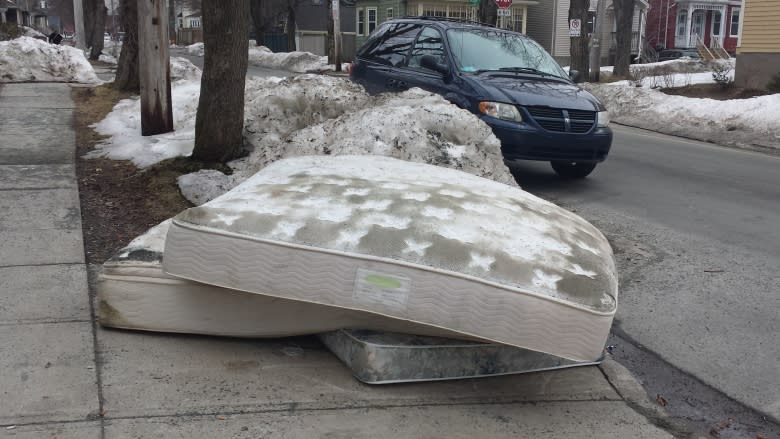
349,17,613,178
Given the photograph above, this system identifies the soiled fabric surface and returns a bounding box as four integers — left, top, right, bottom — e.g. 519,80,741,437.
173,155,617,312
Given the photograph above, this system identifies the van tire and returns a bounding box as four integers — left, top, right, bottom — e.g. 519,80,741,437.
551,161,597,179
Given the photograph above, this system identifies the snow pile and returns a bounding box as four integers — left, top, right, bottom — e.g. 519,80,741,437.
248,46,326,72
606,71,730,89
585,82,780,148
186,42,204,56
170,56,201,81
21,26,47,39
98,53,118,64
0,36,100,83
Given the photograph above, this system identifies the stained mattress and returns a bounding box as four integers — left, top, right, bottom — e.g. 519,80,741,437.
162,155,618,362
98,221,470,338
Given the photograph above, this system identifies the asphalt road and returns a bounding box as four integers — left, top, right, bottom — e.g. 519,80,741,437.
169,48,292,78
510,125,780,434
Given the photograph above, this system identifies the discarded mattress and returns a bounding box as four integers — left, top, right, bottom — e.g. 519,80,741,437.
163,155,618,362
319,329,603,384
98,220,464,338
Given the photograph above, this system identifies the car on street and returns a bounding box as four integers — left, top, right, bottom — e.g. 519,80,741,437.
657,49,701,62
349,17,613,179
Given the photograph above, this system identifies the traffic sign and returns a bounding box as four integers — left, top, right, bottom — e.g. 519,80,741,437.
495,0,512,9
569,19,581,37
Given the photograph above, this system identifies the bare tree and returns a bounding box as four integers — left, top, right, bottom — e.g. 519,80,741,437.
83,0,107,60
114,0,139,92
568,0,589,81
250,0,287,47
192,0,250,162
613,0,634,78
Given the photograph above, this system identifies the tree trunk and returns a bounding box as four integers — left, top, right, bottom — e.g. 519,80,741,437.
250,0,265,46
88,1,106,60
613,0,634,78
114,0,140,92
568,0,589,81
478,0,497,27
192,0,250,163
286,1,296,51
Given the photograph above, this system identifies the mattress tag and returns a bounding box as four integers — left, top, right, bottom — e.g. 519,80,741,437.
354,268,410,310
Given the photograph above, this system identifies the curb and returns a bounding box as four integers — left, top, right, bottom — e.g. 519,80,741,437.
599,357,702,438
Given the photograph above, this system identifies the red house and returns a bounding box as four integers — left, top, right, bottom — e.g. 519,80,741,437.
645,0,742,54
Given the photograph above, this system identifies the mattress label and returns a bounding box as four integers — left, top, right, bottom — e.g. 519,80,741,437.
354,268,411,310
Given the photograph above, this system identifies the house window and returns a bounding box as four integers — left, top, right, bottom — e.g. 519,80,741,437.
712,11,721,36
190,18,201,28
387,8,393,19
357,8,365,36
368,7,377,34
676,10,687,36
730,8,740,36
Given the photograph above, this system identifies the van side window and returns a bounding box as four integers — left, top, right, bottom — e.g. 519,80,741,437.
364,22,422,67
408,27,446,71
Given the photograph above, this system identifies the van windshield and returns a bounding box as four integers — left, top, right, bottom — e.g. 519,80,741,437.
446,28,568,79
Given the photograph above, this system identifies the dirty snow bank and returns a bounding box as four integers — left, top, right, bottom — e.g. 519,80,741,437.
585,82,780,149
186,42,204,56
99,53,118,64
88,73,514,202
21,26,47,38
182,75,514,203
248,46,347,72
170,57,201,81
0,36,100,83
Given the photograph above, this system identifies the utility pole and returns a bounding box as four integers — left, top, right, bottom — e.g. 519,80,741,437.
138,0,174,135
73,0,86,49
589,0,606,82
333,0,341,72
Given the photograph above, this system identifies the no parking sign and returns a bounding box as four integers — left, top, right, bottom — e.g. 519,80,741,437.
569,19,582,37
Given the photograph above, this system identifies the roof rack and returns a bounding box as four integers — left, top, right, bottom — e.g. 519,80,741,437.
398,16,496,28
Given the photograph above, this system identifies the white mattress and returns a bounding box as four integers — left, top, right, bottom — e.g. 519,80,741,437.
98,221,465,338
162,156,618,362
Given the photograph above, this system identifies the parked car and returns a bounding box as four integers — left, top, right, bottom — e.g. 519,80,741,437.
349,17,612,179
657,49,701,62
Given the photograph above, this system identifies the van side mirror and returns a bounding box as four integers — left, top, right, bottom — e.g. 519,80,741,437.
421,55,450,76
568,69,582,82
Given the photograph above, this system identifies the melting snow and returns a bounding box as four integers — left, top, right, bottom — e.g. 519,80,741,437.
0,36,100,83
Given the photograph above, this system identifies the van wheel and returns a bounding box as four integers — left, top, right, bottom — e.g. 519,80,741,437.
550,161,597,179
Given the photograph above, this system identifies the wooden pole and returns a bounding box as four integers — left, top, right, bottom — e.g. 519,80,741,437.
138,0,173,136
590,0,606,82
333,0,341,71
73,0,86,49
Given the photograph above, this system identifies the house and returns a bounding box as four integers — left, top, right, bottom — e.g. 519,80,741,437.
295,0,357,58
644,0,741,55
734,0,780,89
1,0,48,31
525,0,650,65
353,0,538,47
175,7,202,44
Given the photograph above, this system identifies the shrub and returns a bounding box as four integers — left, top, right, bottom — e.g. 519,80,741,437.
711,62,734,88
0,23,22,41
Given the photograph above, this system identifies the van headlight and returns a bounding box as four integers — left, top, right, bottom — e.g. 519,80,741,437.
597,111,610,127
478,102,523,122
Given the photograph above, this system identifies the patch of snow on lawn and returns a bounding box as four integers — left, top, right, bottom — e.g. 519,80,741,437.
87,79,201,166
0,36,100,83
21,26,47,38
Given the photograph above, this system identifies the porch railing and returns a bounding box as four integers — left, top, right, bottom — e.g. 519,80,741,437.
610,31,640,53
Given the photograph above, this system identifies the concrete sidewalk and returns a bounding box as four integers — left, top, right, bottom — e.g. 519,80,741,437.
0,82,676,438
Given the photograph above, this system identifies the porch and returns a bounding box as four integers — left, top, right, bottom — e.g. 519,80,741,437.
673,1,729,50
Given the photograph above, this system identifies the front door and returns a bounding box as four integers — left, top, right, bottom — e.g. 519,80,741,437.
691,11,705,44
710,10,723,47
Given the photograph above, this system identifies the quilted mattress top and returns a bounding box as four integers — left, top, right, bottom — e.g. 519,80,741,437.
172,155,617,312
